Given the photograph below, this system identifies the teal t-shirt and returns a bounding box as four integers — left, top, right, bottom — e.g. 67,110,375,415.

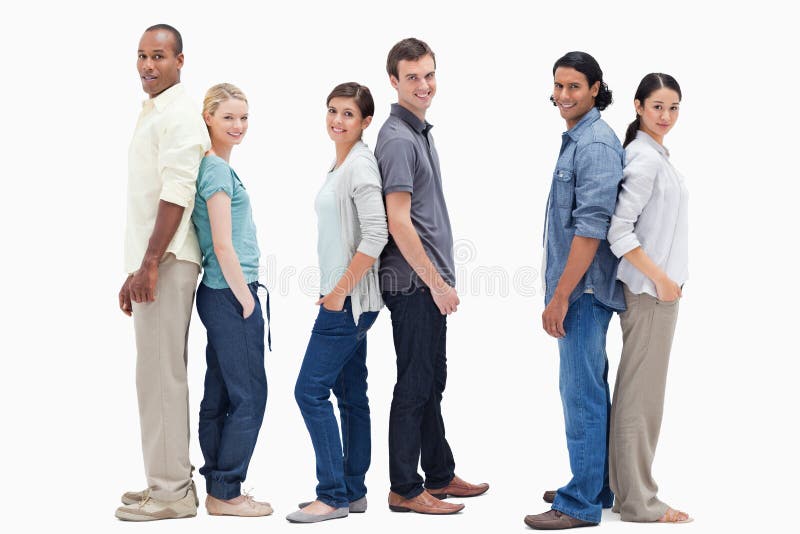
192,155,261,289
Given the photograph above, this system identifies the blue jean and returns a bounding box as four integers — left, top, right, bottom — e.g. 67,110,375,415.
196,282,267,500
294,297,378,508
552,293,614,523
383,287,455,499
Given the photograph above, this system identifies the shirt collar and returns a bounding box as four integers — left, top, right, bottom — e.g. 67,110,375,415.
390,103,433,135
142,82,185,112
564,106,601,142
635,129,670,158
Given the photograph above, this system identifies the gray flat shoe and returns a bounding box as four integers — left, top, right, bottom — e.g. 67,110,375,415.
296,496,367,513
286,506,349,523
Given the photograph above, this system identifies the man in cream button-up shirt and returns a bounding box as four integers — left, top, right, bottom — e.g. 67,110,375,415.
116,24,210,522
124,82,208,271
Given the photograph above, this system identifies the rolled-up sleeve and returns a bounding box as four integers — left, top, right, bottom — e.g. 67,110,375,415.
608,149,658,257
573,142,623,239
158,118,209,207
378,137,416,195
351,155,389,258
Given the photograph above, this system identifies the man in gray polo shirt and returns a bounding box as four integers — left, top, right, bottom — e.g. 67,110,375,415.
377,37,489,516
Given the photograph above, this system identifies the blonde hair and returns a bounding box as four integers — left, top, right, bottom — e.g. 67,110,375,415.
203,83,248,118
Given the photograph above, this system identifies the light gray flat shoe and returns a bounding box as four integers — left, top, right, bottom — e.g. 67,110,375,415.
286,506,349,523
296,496,367,513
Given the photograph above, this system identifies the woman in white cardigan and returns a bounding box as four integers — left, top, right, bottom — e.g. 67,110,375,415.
607,73,691,524
288,83,389,524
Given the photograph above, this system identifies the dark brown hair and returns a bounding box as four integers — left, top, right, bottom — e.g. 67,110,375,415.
386,38,435,79
623,73,682,147
326,82,375,119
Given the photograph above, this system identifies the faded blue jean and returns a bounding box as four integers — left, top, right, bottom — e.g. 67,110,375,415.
552,293,615,523
196,282,267,500
294,297,378,508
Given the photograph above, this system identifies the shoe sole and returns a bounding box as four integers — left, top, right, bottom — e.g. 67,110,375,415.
523,517,597,529
298,501,366,513
429,489,489,500
208,511,273,517
115,510,196,521
389,504,463,514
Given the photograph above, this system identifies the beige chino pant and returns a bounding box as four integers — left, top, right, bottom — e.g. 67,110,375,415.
609,284,679,522
131,254,199,502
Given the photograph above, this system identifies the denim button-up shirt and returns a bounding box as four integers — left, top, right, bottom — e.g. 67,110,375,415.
543,107,625,311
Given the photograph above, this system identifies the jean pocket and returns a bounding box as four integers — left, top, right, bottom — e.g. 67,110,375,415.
554,168,575,209
320,303,348,314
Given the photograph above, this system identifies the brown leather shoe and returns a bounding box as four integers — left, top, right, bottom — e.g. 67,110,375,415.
543,490,556,503
428,475,489,499
524,509,597,530
388,490,464,515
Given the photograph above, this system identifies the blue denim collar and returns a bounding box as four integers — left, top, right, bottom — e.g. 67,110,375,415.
564,107,601,142
390,103,433,135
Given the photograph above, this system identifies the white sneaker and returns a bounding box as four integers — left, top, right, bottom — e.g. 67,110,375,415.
115,486,197,521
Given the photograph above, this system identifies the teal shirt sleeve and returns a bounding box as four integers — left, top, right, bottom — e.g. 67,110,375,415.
197,158,234,201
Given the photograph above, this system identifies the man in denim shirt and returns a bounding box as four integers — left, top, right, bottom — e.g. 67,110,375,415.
525,52,624,530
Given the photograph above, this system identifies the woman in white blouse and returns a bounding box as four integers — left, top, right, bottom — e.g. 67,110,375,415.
607,73,691,524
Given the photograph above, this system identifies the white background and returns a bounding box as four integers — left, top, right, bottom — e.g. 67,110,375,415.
1,1,796,533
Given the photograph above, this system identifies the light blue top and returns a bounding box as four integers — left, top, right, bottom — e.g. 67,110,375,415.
543,107,625,311
315,166,349,294
192,155,261,289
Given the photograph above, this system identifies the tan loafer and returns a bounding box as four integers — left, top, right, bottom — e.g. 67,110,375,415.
388,490,464,514
429,475,489,499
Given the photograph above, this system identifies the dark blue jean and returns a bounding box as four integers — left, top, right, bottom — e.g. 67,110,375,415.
552,293,614,523
383,287,455,499
294,297,378,508
196,282,267,500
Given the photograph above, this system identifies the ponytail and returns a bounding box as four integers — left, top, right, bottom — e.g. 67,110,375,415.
623,116,640,148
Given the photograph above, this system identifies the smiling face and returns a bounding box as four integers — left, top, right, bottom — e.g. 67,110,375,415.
636,87,680,144
205,98,249,150
326,96,371,146
553,66,599,129
390,54,436,121
137,30,183,98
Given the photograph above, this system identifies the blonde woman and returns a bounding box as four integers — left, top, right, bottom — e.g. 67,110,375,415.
191,83,271,517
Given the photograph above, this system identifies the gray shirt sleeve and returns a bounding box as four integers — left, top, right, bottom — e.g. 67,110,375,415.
378,137,416,195
350,155,389,259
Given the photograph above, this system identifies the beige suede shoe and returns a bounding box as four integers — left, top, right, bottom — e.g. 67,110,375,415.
206,494,273,517
115,486,197,521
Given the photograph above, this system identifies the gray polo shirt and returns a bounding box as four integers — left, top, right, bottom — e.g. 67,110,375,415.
376,103,455,291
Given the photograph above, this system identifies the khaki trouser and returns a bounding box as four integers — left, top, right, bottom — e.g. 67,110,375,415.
131,254,199,502
609,284,679,522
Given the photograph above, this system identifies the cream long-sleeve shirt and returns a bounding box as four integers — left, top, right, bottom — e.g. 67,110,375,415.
607,130,689,297
124,83,211,274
